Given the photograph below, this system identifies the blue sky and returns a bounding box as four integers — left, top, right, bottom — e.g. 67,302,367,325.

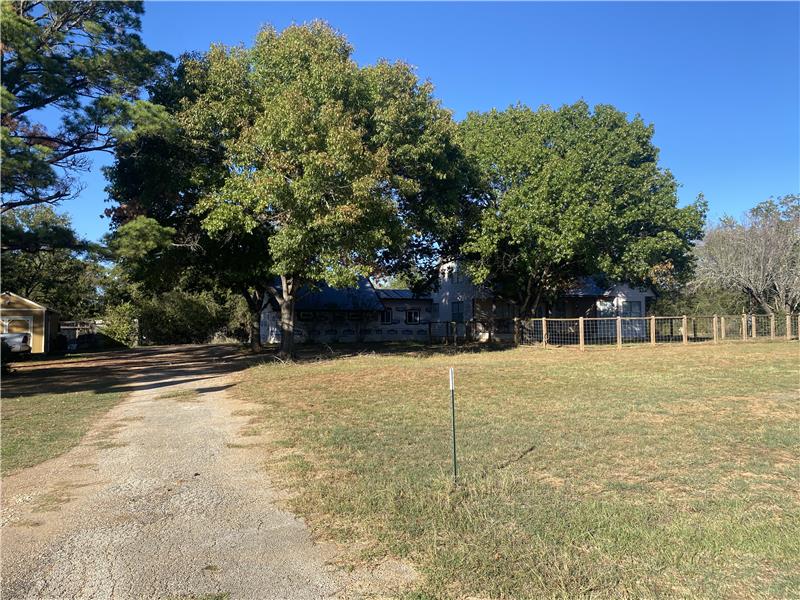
62,1,798,241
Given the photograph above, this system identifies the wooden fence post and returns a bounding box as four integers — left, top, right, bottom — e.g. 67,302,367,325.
513,317,521,345
770,314,775,340
428,321,433,344
751,314,757,340
787,314,792,341
650,315,656,345
578,317,585,351
616,316,622,350
452,321,457,347
541,317,547,348
682,315,688,345
721,316,726,340
741,314,747,341
713,315,718,344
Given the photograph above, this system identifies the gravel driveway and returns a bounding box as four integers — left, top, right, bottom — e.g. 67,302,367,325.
1,346,341,600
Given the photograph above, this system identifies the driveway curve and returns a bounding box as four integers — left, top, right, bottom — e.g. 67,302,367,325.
1,345,340,600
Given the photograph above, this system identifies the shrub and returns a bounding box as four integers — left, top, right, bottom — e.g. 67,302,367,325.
100,302,140,347
137,290,228,345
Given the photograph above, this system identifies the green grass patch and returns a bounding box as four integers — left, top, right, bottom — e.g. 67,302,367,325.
158,388,202,402
2,389,124,474
235,342,800,599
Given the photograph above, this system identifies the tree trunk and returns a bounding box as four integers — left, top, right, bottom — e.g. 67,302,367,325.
249,310,262,352
241,288,263,352
278,293,296,359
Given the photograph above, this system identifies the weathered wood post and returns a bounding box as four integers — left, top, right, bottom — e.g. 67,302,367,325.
428,321,433,344
713,315,718,344
741,314,747,341
616,316,622,350
578,317,585,351
513,317,521,345
452,321,457,347
721,316,726,340
770,314,775,340
541,317,547,348
787,314,792,341
650,315,656,346
682,315,688,345
751,314,757,340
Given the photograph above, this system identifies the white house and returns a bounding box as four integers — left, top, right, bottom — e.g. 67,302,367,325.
431,262,654,318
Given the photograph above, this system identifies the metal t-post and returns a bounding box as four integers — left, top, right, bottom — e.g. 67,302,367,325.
449,367,457,483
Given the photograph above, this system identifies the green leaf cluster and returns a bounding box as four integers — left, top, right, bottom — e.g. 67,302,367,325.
1,1,171,212
459,102,707,314
189,22,476,288
1,207,105,319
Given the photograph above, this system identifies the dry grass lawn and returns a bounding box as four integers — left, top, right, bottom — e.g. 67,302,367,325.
234,342,800,599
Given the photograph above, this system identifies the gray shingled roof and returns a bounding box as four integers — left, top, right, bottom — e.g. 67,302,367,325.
563,277,612,297
289,277,385,311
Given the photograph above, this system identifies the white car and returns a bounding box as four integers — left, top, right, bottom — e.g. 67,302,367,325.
1,332,32,354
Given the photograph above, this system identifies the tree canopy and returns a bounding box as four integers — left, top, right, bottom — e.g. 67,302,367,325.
1,206,105,319
695,195,800,314
1,0,170,216
106,22,477,356
458,102,707,315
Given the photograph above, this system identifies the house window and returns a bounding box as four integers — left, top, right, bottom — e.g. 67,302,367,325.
298,311,314,322
451,301,464,323
347,311,361,322
405,310,420,324
621,300,642,317
431,303,439,320
380,309,392,324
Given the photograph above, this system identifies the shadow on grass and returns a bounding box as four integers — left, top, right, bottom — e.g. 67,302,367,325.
2,345,265,399
1,342,511,399
262,340,515,362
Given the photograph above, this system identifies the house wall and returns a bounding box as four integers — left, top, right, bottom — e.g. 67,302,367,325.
601,284,655,317
431,262,519,327
430,262,487,323
556,284,655,318
260,305,432,345
379,299,433,325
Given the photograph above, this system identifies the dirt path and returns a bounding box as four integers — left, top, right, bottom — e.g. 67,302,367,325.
1,346,341,600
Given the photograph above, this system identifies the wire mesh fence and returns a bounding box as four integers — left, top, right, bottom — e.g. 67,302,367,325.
514,314,799,350
419,314,799,349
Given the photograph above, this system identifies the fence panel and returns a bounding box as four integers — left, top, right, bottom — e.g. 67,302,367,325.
544,318,579,346
514,313,797,349
720,315,744,340
583,318,616,345
653,317,684,343
686,316,715,343
520,319,543,345
752,315,771,339
621,317,651,344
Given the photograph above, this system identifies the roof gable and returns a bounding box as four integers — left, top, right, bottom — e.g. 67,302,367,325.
0,292,47,311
